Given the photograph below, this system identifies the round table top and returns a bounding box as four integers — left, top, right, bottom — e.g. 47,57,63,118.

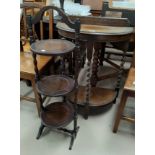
30,39,75,55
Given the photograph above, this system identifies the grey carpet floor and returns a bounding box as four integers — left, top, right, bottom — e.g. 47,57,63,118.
20,61,135,155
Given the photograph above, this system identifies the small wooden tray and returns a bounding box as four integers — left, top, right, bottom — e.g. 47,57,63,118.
31,39,75,55
36,75,75,97
41,102,74,128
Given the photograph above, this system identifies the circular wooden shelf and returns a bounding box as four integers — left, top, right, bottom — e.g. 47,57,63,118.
41,102,74,128
30,39,75,56
68,86,117,115
36,75,75,97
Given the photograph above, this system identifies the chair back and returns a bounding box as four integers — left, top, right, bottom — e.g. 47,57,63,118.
101,1,135,26
105,11,122,18
20,2,46,50
20,2,55,45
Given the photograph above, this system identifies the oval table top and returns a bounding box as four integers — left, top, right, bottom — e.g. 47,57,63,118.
57,22,134,42
57,22,133,36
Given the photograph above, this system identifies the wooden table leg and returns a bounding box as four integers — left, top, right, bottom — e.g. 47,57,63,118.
99,42,106,66
31,78,41,117
80,41,87,69
91,42,102,87
113,90,128,133
84,41,93,119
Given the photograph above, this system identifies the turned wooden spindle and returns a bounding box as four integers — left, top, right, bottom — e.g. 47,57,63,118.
84,41,93,119
26,15,40,82
73,19,81,128
91,42,102,87
32,53,40,81
80,41,87,68
99,42,106,66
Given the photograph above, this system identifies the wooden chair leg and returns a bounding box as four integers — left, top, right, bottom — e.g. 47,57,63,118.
31,79,41,117
113,90,128,133
131,50,135,68
25,80,32,87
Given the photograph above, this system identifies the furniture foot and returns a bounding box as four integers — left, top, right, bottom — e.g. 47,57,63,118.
83,104,89,120
36,124,45,139
69,134,75,150
69,126,79,150
58,126,79,150
83,113,88,120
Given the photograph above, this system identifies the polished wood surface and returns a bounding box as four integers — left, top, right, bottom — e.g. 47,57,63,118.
69,86,116,107
41,102,74,128
20,52,51,75
124,67,135,91
21,1,45,8
57,22,133,35
36,75,75,97
57,20,133,43
30,39,75,55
